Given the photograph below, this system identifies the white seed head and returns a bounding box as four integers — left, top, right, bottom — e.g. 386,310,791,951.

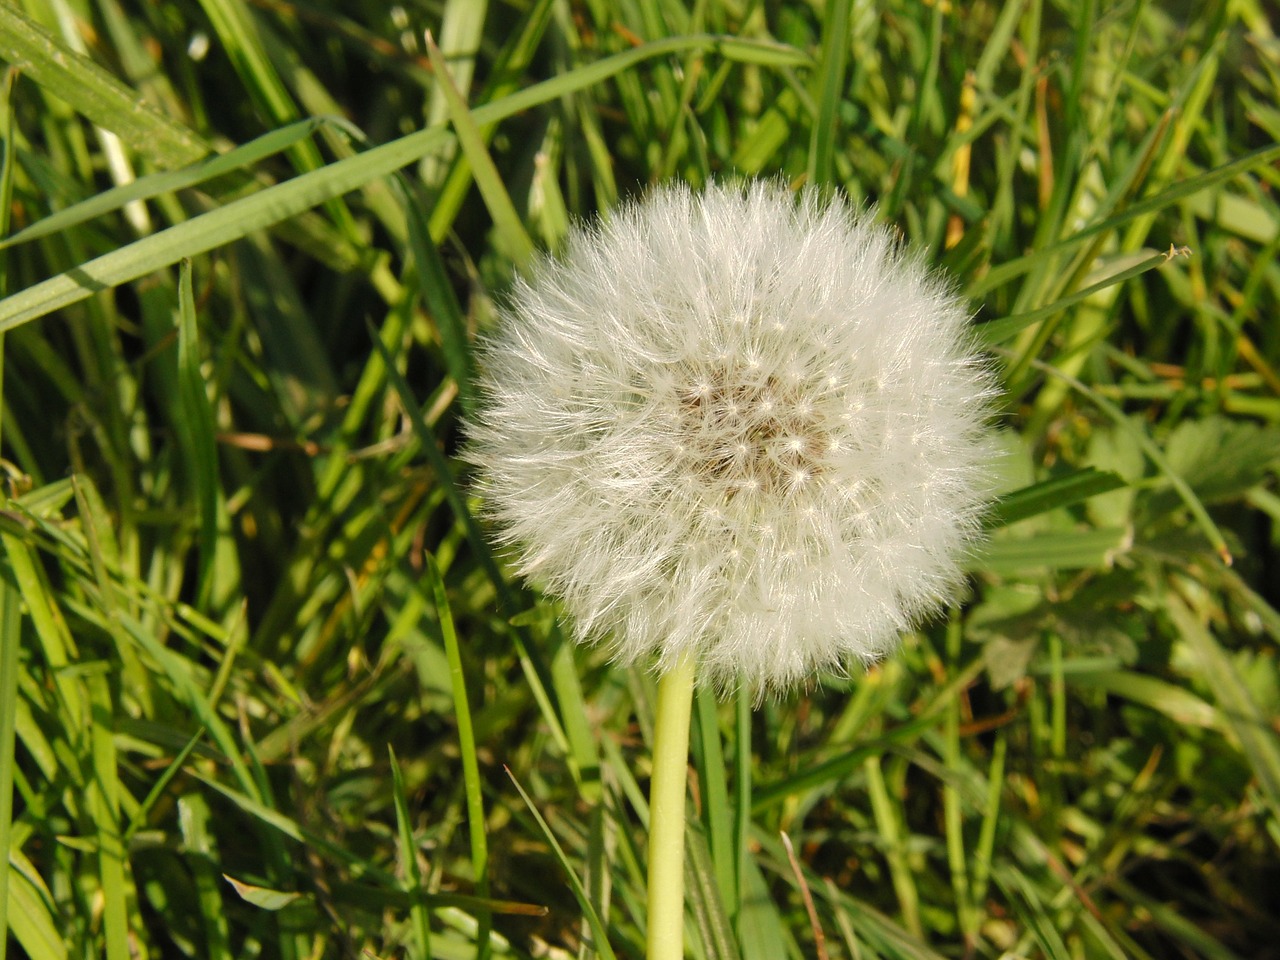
467,181,998,693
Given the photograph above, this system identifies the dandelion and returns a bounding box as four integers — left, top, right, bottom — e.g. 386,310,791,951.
468,181,996,693
468,181,997,960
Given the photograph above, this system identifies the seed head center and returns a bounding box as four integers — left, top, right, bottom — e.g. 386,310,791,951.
675,363,829,498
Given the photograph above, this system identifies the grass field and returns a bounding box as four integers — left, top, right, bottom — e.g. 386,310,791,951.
1,0,1279,958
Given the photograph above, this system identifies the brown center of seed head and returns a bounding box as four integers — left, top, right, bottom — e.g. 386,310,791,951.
676,364,830,500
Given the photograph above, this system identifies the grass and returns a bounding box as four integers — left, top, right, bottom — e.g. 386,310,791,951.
1,0,1279,957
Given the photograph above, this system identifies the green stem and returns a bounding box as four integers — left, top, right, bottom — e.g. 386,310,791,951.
646,657,697,960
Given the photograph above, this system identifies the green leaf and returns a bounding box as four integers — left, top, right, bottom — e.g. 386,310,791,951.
971,527,1130,576
1168,589,1280,833
223,876,308,912
1157,417,1280,506
990,468,1127,527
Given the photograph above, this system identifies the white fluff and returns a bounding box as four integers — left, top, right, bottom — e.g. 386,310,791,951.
468,181,997,693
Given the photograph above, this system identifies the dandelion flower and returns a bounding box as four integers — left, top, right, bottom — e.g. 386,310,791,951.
468,181,996,692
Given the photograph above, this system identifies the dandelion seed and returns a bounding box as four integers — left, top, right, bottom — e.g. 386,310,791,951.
468,181,998,693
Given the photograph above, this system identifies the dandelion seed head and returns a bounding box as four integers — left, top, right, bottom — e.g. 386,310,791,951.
468,181,998,693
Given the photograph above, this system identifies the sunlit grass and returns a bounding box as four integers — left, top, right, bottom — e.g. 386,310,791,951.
0,1,1278,958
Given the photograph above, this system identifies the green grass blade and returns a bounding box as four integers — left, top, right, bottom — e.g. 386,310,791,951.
420,0,488,189
978,248,1190,344
736,852,789,960
0,5,207,168
7,853,65,960
974,527,1130,576
733,688,751,931
995,868,1072,960
86,671,130,960
548,623,602,793
394,174,474,415
970,731,1006,915
389,746,434,960
942,618,975,943
1066,669,1224,733
0,64,13,293
425,33,535,267
694,688,736,913
126,726,207,842
423,554,490,955
0,118,330,249
425,0,557,238
686,827,740,960
0,570,20,960
175,260,220,607
808,0,852,187
990,468,1127,527
505,767,619,960
0,33,808,333
176,793,234,960
863,755,921,937
968,141,1280,298
196,0,296,123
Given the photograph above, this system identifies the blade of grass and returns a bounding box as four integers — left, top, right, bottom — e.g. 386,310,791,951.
970,730,1006,915
86,671,130,960
0,70,14,960
548,621,602,795
425,0,557,239
1066,669,1224,733
695,687,735,917
389,746,435,960
971,527,1130,575
195,0,351,241
0,4,208,168
125,726,207,842
420,0,487,189
0,570,20,960
1,64,13,295
942,617,975,944
0,33,805,332
978,248,1191,345
505,766,619,960
736,852,789,960
175,261,219,608
176,792,234,960
393,173,474,416
733,687,751,930
686,826,740,960
0,118,334,249
7,852,65,960
424,32,535,268
994,868,1073,960
863,754,921,937
968,141,1280,299
807,0,852,187
423,553,489,958
989,468,1127,527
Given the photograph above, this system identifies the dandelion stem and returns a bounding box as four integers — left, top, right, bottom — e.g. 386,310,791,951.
646,656,697,960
